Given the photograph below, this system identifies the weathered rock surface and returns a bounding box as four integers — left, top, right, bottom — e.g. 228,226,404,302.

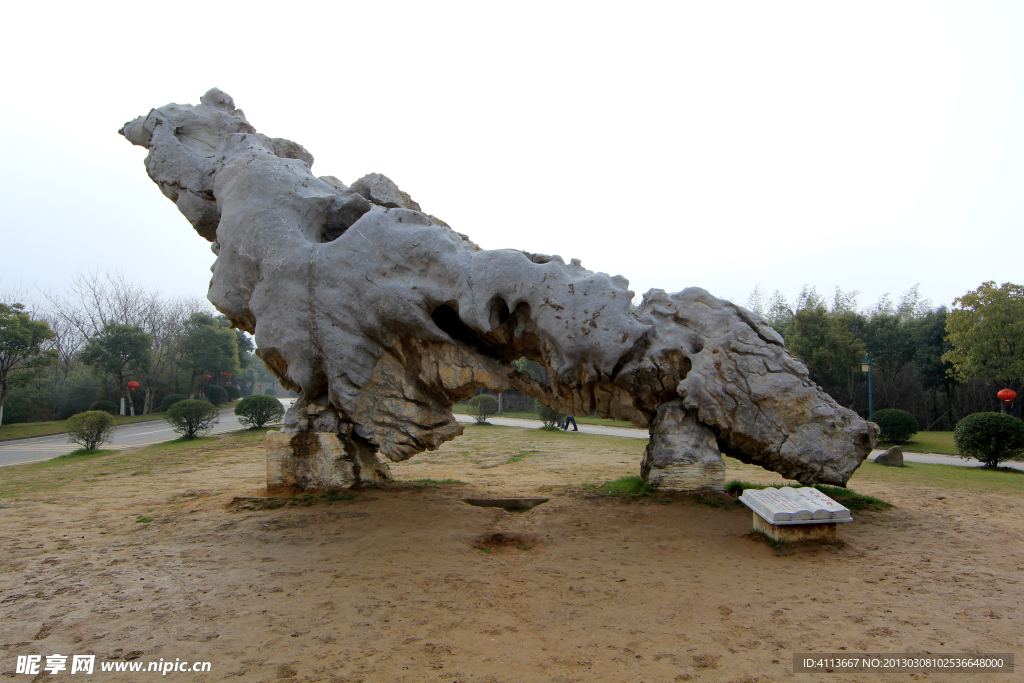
642,401,725,492
121,88,878,490
874,446,905,467
266,431,392,492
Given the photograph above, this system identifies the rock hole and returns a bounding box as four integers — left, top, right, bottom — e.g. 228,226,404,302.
472,531,539,552
464,498,548,512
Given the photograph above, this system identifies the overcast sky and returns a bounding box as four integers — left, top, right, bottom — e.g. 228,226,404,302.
2,1,1021,315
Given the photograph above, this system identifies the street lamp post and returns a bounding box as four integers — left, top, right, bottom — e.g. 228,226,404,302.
861,353,874,422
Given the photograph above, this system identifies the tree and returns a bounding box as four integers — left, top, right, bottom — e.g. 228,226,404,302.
787,306,865,407
943,282,1024,385
953,412,1024,468
79,324,151,416
468,394,498,424
177,313,240,397
0,302,56,426
166,399,219,438
65,410,115,451
234,394,285,428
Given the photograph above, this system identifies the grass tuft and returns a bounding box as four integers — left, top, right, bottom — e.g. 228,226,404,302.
590,475,652,499
404,478,467,487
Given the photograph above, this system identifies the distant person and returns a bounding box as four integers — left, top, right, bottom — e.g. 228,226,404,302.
562,414,578,431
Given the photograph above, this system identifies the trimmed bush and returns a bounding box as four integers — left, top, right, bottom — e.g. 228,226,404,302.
954,412,1024,468
262,387,277,397
224,384,241,400
534,399,563,427
874,409,918,444
167,399,219,439
468,394,498,424
160,394,187,412
203,385,229,405
89,400,118,416
65,410,116,450
234,394,285,429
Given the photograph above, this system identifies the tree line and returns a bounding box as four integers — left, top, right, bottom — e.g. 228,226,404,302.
747,281,1023,430
3,274,1019,430
0,272,284,425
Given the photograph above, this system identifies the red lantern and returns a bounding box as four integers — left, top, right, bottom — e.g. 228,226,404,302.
223,372,232,378
127,381,140,392
204,374,212,380
257,383,262,388
998,389,1017,405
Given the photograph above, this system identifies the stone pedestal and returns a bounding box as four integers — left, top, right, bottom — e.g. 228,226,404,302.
752,513,838,543
266,431,392,492
641,400,725,492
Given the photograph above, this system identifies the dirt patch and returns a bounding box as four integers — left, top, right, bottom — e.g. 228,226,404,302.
0,426,1021,682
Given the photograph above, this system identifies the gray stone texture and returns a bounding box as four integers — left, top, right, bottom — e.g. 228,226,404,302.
874,445,905,467
122,89,878,491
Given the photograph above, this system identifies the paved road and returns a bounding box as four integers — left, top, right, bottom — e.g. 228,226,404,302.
454,413,1024,471
0,399,296,468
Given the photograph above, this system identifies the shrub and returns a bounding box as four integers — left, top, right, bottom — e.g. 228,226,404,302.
160,394,187,412
874,409,918,444
263,387,277,397
89,400,118,416
468,394,499,424
534,399,563,427
234,394,285,428
224,384,241,400
167,399,219,439
65,410,116,450
954,412,1024,468
203,385,229,405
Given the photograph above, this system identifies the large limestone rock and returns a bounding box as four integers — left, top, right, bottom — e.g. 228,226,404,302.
121,89,878,491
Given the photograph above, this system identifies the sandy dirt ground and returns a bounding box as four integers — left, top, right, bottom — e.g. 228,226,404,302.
0,425,1021,682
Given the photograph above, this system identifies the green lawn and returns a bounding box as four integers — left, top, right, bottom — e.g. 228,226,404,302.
452,403,636,428
878,431,957,455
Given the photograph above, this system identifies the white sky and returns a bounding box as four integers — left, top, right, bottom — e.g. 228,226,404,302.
2,1,1021,314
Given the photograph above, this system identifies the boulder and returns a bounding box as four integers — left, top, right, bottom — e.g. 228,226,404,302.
874,445,905,467
122,89,878,492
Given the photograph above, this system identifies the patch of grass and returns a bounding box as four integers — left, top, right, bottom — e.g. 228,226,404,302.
692,493,743,508
231,491,359,511
507,450,541,464
591,475,652,499
538,425,562,432
878,430,957,455
516,543,533,551
751,529,790,551
135,516,153,523
725,480,892,512
478,547,492,555
403,478,467,487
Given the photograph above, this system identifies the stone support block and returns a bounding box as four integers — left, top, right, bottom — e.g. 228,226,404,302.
641,400,725,492
752,513,838,543
266,431,392,492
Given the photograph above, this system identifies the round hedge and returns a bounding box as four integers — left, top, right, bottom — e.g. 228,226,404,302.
203,385,229,405
262,387,277,397
234,394,285,428
874,408,919,444
65,410,116,450
160,393,187,412
468,394,498,424
954,412,1024,468
534,399,563,427
89,400,118,416
167,399,220,439
224,384,241,400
